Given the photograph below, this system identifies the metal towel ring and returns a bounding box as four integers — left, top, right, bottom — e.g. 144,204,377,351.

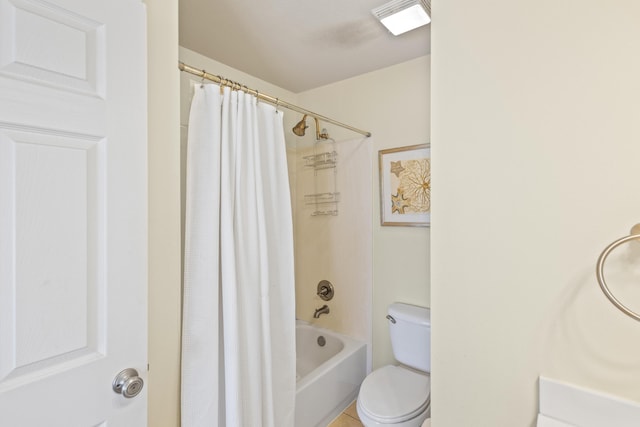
596,230,640,322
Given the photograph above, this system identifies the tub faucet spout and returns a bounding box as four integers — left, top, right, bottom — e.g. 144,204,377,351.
313,304,330,318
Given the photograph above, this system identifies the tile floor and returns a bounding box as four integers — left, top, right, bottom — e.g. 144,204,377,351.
327,401,363,427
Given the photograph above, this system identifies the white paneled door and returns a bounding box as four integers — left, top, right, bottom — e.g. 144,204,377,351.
0,0,147,425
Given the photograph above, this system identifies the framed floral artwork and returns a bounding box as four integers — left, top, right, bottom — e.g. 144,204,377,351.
379,144,430,227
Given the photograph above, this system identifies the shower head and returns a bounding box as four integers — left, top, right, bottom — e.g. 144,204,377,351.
292,115,308,136
292,114,329,140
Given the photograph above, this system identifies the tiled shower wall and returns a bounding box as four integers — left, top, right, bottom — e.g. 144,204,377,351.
291,137,373,367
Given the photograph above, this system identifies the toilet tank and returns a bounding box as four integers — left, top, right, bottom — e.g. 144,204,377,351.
388,303,430,372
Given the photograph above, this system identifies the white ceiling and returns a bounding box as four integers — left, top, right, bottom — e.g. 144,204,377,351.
179,0,431,93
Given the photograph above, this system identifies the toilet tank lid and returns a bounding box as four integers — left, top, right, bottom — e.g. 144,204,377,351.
389,303,430,325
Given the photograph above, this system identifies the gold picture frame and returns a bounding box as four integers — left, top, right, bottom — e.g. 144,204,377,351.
379,144,430,227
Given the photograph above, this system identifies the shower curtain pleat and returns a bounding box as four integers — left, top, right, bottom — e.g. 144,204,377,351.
182,84,296,427
260,102,297,426
182,85,222,427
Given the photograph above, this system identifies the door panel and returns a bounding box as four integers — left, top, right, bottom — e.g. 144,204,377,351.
0,0,105,96
0,0,147,425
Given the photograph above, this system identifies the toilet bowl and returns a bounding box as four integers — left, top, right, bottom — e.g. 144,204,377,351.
357,303,431,427
356,365,430,426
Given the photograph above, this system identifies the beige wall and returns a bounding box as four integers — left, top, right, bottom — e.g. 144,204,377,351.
298,56,431,368
293,138,372,354
432,1,640,425
147,1,181,426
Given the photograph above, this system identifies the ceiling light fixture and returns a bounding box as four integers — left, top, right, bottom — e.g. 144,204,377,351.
372,0,431,36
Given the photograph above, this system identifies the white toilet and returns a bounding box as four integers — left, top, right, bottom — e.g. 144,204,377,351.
357,303,431,427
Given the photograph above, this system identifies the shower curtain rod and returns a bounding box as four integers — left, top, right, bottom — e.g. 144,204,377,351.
178,61,372,138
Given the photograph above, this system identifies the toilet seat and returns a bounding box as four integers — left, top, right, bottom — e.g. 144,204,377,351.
358,365,430,424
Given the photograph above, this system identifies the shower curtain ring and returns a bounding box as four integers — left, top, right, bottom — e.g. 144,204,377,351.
200,70,206,88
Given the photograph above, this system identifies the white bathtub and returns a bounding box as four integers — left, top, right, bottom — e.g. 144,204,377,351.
295,320,367,427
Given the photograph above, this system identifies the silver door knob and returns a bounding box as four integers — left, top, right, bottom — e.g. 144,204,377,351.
112,368,144,398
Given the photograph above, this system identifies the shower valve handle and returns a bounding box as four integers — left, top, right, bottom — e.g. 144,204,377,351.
316,280,334,301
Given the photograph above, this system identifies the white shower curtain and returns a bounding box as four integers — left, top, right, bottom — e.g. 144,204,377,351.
182,84,296,427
